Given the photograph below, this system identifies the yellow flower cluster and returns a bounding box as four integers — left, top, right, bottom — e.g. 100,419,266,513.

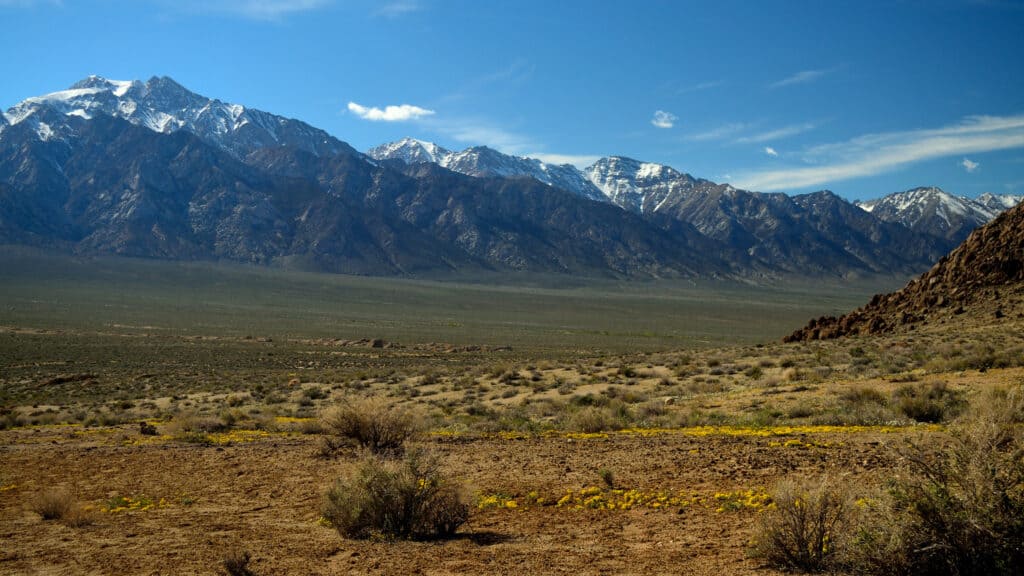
767,438,834,449
477,493,521,510
434,423,942,441
556,486,696,511
104,494,171,514
712,488,771,513
0,484,17,492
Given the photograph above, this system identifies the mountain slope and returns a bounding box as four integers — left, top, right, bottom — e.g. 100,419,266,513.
3,75,355,160
785,200,1024,341
0,101,740,278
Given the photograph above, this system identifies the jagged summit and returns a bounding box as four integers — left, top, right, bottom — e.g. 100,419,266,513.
785,200,1024,341
368,138,608,203
3,75,353,159
855,186,1019,244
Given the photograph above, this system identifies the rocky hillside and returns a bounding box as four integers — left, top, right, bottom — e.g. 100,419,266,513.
785,200,1024,341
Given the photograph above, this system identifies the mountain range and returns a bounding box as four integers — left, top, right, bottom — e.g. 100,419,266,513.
1,76,1020,279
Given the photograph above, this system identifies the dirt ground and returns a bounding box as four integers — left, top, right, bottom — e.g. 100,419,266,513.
0,424,911,576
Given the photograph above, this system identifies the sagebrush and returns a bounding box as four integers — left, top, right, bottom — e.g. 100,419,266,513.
321,449,469,540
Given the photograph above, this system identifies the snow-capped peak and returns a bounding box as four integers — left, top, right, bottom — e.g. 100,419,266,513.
368,138,608,203
854,186,1021,240
583,156,694,213
367,137,453,165
2,75,348,158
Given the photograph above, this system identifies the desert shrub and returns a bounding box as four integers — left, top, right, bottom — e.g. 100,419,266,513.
844,385,1024,575
887,387,1023,575
221,550,257,576
321,450,469,540
827,386,902,425
753,477,850,573
33,487,76,520
319,397,422,455
566,406,620,433
32,487,93,526
892,382,965,423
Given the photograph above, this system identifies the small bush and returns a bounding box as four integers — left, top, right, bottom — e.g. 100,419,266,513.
319,397,422,455
221,550,257,576
892,381,965,423
32,487,93,526
888,386,1023,575
321,450,469,540
753,477,849,573
844,385,1024,575
33,487,76,520
567,406,617,433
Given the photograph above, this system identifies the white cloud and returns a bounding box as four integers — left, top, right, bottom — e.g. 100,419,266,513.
529,153,602,168
687,122,815,143
687,122,748,142
347,101,435,122
651,110,677,129
0,0,61,6
769,69,828,89
160,0,330,20
736,123,816,143
764,146,778,157
961,157,980,173
733,114,1024,191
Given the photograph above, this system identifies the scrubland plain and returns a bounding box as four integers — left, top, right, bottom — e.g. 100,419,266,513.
2,249,1021,575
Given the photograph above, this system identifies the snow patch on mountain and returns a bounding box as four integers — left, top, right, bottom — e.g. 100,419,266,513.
855,187,1020,240
368,138,608,203
3,75,350,159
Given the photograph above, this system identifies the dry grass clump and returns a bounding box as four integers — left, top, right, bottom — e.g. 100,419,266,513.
892,381,965,423
321,449,469,540
32,487,94,527
876,385,1024,575
220,549,258,576
779,385,1024,575
753,477,850,573
319,397,422,455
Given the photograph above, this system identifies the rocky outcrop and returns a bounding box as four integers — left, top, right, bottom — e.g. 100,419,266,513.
785,201,1024,341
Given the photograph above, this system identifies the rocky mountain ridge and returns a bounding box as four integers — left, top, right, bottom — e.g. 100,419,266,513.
785,200,1024,341
1,76,1017,279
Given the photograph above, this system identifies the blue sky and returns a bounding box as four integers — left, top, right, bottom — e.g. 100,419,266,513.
1,0,1022,201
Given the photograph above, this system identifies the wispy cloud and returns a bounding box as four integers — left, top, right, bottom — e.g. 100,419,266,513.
347,101,435,122
374,0,420,17
439,59,534,105
733,114,1024,191
420,115,534,155
769,68,829,89
764,146,778,157
961,157,980,173
651,110,678,129
735,123,816,143
419,115,596,166
161,0,331,20
0,0,62,6
687,122,748,142
686,121,815,143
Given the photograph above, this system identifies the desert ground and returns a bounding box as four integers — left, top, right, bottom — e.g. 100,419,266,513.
2,252,1022,575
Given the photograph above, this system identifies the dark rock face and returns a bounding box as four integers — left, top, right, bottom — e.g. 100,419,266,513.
784,201,1024,341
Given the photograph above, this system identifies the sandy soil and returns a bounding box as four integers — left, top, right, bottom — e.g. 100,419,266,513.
0,425,909,576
